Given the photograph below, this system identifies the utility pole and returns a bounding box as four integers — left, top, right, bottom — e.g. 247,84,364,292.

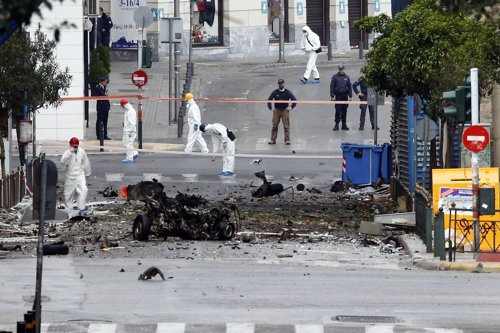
470,68,480,257
278,0,285,63
174,0,181,123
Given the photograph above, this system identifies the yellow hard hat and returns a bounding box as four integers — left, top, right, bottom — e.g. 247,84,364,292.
184,93,194,100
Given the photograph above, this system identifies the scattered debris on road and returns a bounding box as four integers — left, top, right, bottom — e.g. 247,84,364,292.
138,266,166,280
252,171,293,198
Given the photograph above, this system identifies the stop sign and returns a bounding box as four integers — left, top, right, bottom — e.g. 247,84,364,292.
463,125,490,153
131,69,148,87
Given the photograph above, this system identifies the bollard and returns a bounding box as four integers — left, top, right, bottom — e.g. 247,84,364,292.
27,311,36,330
447,239,454,262
99,121,104,152
23,312,34,333
434,209,446,260
327,41,333,61
425,207,433,253
16,321,26,333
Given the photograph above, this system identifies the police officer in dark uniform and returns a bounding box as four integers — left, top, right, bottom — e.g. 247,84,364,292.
330,65,352,131
97,7,113,47
95,77,111,140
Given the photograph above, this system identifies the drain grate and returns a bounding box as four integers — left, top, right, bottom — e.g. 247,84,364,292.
336,315,400,323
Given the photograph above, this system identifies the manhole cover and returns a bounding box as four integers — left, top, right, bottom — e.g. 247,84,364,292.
335,315,400,323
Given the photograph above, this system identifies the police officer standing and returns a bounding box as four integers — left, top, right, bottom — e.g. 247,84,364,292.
95,77,111,140
330,65,352,131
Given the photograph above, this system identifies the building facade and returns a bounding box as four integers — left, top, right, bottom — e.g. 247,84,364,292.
25,0,391,142
28,0,85,143
101,0,392,61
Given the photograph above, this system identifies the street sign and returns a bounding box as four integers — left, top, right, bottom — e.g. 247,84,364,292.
131,69,148,87
463,125,489,153
134,6,154,29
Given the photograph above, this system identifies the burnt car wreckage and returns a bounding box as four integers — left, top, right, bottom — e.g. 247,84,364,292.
125,180,241,242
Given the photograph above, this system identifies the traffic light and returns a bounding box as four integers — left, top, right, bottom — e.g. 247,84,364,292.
442,76,472,122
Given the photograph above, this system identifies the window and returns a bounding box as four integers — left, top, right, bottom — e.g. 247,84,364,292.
192,0,223,46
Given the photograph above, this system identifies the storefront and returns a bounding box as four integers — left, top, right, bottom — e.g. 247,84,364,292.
192,0,223,46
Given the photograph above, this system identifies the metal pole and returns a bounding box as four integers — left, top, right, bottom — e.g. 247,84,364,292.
99,122,104,152
359,0,363,59
138,91,143,149
174,0,181,123
84,27,89,128
373,96,378,145
422,115,429,188
471,68,480,256
32,111,36,160
137,28,143,69
168,18,173,126
34,156,47,333
278,0,285,63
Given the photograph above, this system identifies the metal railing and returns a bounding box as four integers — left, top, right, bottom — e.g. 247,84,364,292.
434,207,500,261
0,156,41,209
441,206,500,261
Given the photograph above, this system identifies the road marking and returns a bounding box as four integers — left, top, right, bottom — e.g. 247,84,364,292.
430,329,463,333
295,324,324,333
227,322,254,333
105,173,124,182
144,173,162,181
156,322,186,333
40,323,49,333
88,323,117,333
365,325,394,333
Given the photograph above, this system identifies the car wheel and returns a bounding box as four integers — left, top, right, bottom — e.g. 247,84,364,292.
133,214,151,241
218,222,235,240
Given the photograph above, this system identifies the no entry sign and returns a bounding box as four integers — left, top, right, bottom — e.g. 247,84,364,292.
131,69,148,87
463,125,490,153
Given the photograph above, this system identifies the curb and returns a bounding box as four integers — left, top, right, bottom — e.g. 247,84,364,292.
415,260,500,272
398,235,500,272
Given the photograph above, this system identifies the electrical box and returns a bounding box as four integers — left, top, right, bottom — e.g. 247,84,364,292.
479,187,495,215
160,17,183,43
19,119,32,143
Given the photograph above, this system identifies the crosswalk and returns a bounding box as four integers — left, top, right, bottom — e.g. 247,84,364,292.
25,323,464,333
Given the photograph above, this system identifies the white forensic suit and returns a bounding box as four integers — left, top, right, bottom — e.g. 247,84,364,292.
300,25,321,81
61,147,91,210
204,123,235,174
184,98,209,153
122,103,138,161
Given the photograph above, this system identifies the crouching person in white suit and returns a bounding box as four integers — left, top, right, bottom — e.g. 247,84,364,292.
199,123,236,176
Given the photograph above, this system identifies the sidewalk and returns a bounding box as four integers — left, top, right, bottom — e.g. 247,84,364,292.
399,233,500,272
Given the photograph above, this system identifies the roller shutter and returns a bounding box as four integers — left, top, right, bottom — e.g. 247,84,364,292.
306,0,329,45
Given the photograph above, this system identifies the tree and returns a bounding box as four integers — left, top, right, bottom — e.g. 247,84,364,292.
354,0,500,167
0,26,72,174
89,46,111,88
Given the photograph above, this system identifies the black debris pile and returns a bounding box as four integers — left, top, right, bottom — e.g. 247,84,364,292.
251,171,293,199
98,186,118,198
131,182,241,242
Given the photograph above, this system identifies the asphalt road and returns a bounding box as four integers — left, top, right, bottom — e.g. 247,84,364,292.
1,255,500,332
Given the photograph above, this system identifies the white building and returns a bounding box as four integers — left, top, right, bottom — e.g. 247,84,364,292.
24,0,390,142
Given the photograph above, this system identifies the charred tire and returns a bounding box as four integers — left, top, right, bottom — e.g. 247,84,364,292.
218,222,235,240
133,214,151,241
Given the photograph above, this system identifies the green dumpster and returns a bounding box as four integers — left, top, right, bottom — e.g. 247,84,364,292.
142,41,152,68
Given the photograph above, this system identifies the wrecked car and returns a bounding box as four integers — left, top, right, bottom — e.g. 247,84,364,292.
129,187,241,242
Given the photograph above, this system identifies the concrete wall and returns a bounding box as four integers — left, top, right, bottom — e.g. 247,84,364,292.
106,0,390,61
28,0,84,142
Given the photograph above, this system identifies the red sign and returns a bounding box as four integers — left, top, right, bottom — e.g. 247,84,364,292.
463,125,490,153
131,69,148,87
